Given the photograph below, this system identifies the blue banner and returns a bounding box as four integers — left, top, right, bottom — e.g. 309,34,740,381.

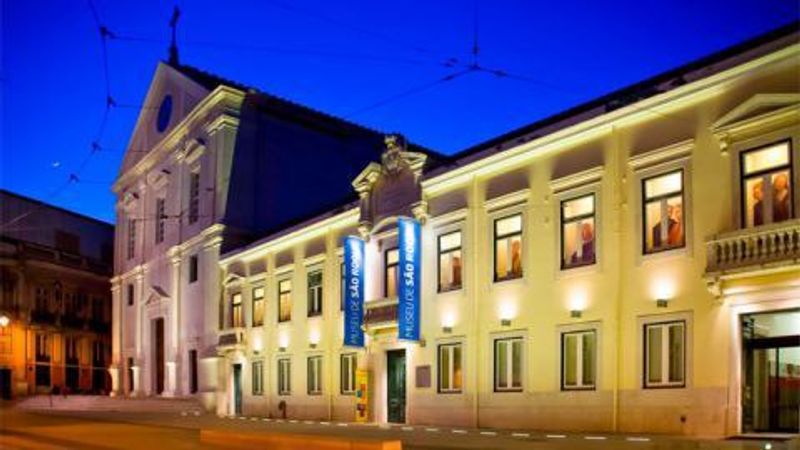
397,217,421,341
343,236,365,347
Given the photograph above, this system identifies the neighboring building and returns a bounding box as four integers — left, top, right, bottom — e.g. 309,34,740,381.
110,59,439,408
216,24,800,438
0,190,114,398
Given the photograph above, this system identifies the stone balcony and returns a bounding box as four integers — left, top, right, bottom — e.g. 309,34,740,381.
364,297,398,331
217,328,246,352
705,219,800,279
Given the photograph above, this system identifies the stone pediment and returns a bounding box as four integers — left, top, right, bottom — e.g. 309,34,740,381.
352,134,428,236
712,93,800,152
145,285,170,305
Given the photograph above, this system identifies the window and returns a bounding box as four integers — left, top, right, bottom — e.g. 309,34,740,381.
230,293,243,328
644,321,685,388
188,254,199,283
35,287,48,311
252,361,264,396
340,353,357,394
307,356,322,395
437,231,462,292
741,141,793,227
155,198,166,244
384,248,399,298
438,343,463,393
494,214,523,281
307,270,323,317
64,336,78,363
561,330,596,390
188,349,198,394
278,279,292,323
127,218,136,260
494,337,523,392
126,284,134,307
35,334,51,361
252,287,265,327
561,195,596,269
278,358,291,395
188,171,200,224
643,170,685,254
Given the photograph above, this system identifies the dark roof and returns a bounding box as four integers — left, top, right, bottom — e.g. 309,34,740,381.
169,62,449,166
0,188,114,229
426,20,800,178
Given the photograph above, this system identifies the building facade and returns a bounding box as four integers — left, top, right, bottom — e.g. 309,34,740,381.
0,190,113,398
215,26,800,437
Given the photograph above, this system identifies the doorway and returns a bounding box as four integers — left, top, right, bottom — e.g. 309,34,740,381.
0,368,11,399
153,318,165,395
741,309,800,433
386,349,406,424
232,364,242,415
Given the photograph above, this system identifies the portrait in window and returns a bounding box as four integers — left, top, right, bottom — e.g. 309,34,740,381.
561,194,596,269
438,231,462,292
278,279,292,323
494,214,523,281
643,170,685,254
741,141,793,228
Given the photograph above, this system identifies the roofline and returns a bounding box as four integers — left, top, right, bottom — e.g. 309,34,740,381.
430,20,800,176
0,188,114,228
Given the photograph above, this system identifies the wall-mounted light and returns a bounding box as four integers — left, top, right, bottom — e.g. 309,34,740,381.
309,343,317,349
442,326,452,334
656,298,669,308
0,314,10,328
500,318,512,327
570,310,582,319
309,329,321,349
278,346,286,352
278,332,290,352
498,301,517,326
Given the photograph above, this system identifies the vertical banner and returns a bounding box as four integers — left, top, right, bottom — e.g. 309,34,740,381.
343,236,365,347
355,369,370,422
398,217,421,341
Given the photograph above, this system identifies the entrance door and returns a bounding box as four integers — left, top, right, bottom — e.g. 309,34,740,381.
742,310,800,433
232,364,242,415
0,368,11,399
387,349,406,423
153,318,165,394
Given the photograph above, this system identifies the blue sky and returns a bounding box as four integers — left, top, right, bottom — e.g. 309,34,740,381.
2,0,797,223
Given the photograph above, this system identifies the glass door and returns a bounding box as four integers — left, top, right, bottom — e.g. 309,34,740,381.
742,310,800,434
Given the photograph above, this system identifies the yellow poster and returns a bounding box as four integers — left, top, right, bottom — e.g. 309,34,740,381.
355,369,369,422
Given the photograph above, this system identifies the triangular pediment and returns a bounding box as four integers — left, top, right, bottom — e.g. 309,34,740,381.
145,285,170,305
713,93,800,130
119,62,212,177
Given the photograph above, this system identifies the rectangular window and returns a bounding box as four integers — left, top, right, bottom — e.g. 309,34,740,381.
437,231,463,292
494,214,523,281
278,279,292,323
340,353,357,394
643,170,685,254
384,248,399,298
188,254,198,283
230,293,243,328
741,141,793,227
278,357,291,395
189,349,198,394
561,330,596,390
252,287,265,327
307,356,323,395
252,361,264,396
35,333,51,361
188,171,200,224
561,194,596,269
494,337,523,392
307,270,323,317
127,218,136,260
438,343,463,393
644,321,685,388
155,198,166,244
126,284,134,307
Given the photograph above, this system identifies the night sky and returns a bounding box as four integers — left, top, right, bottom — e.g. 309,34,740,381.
2,0,797,223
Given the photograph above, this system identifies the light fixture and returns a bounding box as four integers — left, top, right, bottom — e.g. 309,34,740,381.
278,346,286,352
0,315,9,328
570,310,582,319
309,343,317,349
442,326,452,334
500,319,512,327
656,298,669,308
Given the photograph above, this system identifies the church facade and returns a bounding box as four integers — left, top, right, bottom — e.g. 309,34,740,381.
114,24,800,436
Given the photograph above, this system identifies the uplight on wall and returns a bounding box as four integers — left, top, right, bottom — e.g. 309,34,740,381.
309,328,321,349
498,301,517,327
441,310,456,333
656,298,670,308
278,332,289,352
252,334,263,354
570,309,583,318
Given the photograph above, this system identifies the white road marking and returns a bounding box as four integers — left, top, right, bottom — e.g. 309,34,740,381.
546,434,566,439
626,437,651,442
585,436,607,440
238,416,247,420
250,417,258,421
511,433,530,438
425,427,439,432
452,429,467,434
337,423,348,427
401,426,414,431
320,422,330,426
262,418,270,422
480,431,497,436
275,419,284,423
303,420,314,425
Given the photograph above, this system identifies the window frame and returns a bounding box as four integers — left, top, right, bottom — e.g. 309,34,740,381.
251,286,265,327
126,284,134,307
384,247,399,298
277,278,292,323
559,193,597,270
560,329,597,391
230,292,243,328
188,254,199,283
437,230,463,293
277,357,291,395
188,171,200,224
437,342,463,394
252,360,264,396
493,213,524,283
340,353,357,395
155,197,166,244
307,269,323,317
493,336,524,393
643,320,686,389
126,218,136,260
641,169,686,255
738,139,794,228
307,355,323,395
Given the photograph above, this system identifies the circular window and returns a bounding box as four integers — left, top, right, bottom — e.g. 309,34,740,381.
156,95,173,133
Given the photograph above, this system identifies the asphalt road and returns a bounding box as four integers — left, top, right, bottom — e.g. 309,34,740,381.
0,406,797,450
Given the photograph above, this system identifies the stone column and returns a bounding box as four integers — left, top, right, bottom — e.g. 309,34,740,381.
168,250,182,396
130,365,141,397
109,282,122,396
